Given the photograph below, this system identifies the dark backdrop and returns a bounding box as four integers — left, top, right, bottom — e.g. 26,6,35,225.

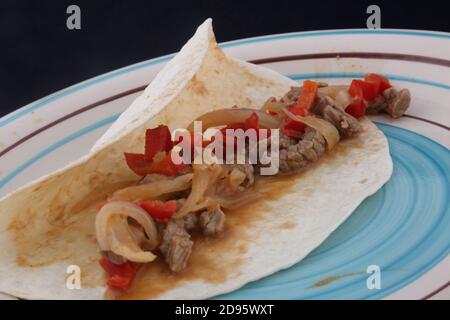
1,0,449,117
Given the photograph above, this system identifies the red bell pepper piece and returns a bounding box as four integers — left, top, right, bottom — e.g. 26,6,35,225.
365,73,391,93
346,98,367,119
294,80,318,111
99,258,140,291
283,105,306,136
107,275,132,291
281,80,318,137
149,152,189,176
349,79,379,101
144,125,173,162
124,153,153,176
138,200,177,224
347,80,367,118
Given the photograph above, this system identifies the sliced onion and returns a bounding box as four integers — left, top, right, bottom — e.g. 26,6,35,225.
318,85,349,98
95,201,158,263
260,97,288,115
227,168,247,191
282,107,340,150
187,108,281,132
209,191,263,210
174,164,224,218
112,173,193,201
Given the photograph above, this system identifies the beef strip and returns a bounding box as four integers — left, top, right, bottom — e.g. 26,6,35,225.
199,205,226,236
138,173,169,185
312,96,361,138
283,87,361,138
159,218,193,272
178,212,198,231
363,88,411,118
279,127,326,173
383,87,411,118
366,95,387,114
281,86,301,104
281,83,328,104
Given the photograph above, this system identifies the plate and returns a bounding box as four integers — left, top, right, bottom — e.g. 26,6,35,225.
0,28,449,300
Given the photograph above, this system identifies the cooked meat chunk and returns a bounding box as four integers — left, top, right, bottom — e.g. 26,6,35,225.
159,219,193,272
199,206,225,236
367,87,411,118
281,84,328,104
281,86,301,104
366,95,387,114
178,212,198,231
312,96,361,138
383,87,411,118
279,127,326,173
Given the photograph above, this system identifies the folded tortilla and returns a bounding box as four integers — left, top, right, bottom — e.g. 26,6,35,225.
0,19,392,299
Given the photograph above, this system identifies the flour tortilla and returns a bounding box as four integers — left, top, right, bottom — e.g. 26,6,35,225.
0,19,392,299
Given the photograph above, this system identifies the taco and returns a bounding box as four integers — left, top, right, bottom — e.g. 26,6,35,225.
0,19,410,299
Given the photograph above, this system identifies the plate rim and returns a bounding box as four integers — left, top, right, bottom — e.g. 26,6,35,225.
0,27,449,300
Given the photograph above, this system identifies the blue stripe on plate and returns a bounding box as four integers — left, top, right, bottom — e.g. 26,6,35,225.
1,29,449,127
1,71,448,188
290,73,450,90
0,114,120,188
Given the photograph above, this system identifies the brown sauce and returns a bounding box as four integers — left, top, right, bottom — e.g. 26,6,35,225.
117,174,301,299
307,272,364,288
115,133,374,299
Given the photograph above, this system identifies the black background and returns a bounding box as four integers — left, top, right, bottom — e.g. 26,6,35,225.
1,0,449,117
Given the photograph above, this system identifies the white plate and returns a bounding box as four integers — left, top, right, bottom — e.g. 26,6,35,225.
0,28,449,300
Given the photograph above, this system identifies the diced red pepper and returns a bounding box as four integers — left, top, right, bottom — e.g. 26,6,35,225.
346,98,367,118
124,153,153,176
99,258,140,291
347,80,367,118
294,80,318,111
283,105,305,136
348,80,363,98
149,152,189,176
144,125,173,162
107,275,132,291
281,80,318,137
138,200,177,224
365,73,391,93
349,79,379,101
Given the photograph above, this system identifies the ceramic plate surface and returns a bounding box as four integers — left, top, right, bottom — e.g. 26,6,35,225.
0,29,449,300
